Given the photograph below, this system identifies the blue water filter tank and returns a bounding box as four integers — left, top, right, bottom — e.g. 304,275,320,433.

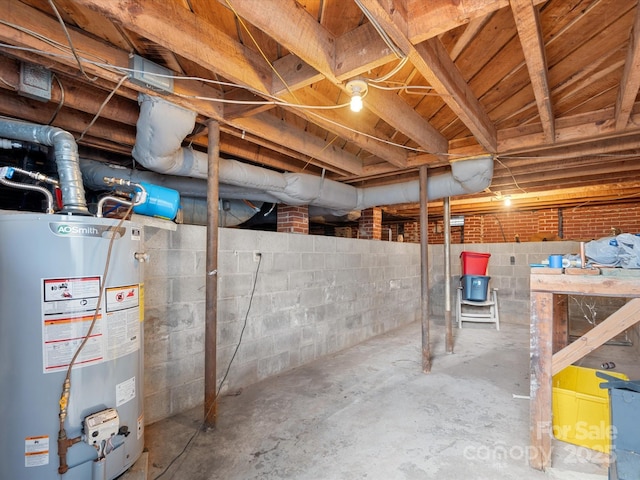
133,182,179,220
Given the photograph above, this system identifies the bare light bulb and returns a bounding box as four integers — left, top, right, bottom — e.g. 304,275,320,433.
350,92,363,112
504,196,512,207
346,79,367,113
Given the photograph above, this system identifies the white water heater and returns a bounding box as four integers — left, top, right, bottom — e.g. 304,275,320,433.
0,212,145,479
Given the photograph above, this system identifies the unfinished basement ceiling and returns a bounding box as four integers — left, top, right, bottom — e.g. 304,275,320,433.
2,0,640,219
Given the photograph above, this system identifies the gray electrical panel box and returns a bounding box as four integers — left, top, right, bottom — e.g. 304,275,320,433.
128,55,174,93
18,62,52,102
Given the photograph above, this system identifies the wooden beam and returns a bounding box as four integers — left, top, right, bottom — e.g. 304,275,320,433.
233,113,364,175
277,88,409,168
529,290,554,470
224,0,337,83
552,298,640,376
75,0,273,93
412,39,497,152
615,4,640,130
3,2,367,175
407,0,547,43
498,105,640,153
449,15,494,61
271,54,325,95
355,0,498,152
334,22,398,81
364,86,449,158
0,1,224,118
552,295,568,354
510,0,555,143
223,89,275,120
225,0,448,162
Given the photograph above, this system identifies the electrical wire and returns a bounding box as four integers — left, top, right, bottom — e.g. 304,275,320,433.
77,74,129,143
47,73,65,125
368,83,445,96
0,74,17,89
4,29,636,163
153,253,263,480
354,0,405,59
0,39,447,155
368,56,409,83
490,214,507,242
223,0,301,103
494,157,527,194
47,0,97,81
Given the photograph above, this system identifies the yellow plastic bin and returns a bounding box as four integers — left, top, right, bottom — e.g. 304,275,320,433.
552,365,628,453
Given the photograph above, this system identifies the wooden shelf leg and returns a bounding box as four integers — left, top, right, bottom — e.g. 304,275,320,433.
530,291,554,470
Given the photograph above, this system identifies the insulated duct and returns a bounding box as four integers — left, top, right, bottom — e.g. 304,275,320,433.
132,94,493,213
0,118,88,214
80,159,263,226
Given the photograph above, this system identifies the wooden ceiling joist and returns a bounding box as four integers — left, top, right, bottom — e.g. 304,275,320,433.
1,0,640,218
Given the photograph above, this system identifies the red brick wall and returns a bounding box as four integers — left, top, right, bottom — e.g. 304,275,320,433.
277,204,309,234
396,202,640,244
359,207,382,240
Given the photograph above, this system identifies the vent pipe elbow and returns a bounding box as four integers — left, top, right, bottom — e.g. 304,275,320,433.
450,155,494,194
0,119,88,214
132,94,199,176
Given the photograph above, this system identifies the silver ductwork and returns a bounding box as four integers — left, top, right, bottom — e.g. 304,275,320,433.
80,158,264,226
131,94,494,214
0,118,88,214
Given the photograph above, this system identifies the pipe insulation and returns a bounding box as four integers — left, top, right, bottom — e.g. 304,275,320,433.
132,94,494,213
0,118,88,214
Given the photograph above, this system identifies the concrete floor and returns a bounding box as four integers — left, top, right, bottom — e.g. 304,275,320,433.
144,320,617,480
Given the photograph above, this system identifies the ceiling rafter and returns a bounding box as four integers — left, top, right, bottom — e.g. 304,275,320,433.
221,0,442,164
355,0,497,152
615,4,640,130
405,0,548,43
14,0,364,174
498,105,640,153
510,0,555,143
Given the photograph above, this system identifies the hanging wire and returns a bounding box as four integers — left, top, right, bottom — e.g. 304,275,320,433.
153,255,263,480
47,0,97,81
77,74,129,143
353,0,405,59
495,157,528,194
47,73,65,125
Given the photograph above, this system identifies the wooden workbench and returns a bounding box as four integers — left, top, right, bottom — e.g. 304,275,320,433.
529,271,640,470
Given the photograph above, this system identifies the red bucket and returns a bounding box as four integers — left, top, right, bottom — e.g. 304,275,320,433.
460,251,491,275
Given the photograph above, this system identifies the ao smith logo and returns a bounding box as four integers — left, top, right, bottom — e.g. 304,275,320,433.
49,223,125,238
56,224,100,235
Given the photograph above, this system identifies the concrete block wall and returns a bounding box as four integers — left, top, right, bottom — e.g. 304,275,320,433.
428,241,580,324
142,225,421,424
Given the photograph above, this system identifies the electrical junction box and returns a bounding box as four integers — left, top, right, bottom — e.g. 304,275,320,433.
129,54,174,93
84,408,120,449
18,62,51,102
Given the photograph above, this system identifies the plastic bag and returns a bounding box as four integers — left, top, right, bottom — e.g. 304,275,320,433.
584,237,620,266
616,233,640,269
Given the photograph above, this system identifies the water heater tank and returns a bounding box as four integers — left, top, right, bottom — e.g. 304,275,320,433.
0,212,145,479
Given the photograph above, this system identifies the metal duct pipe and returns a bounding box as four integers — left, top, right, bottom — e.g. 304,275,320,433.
80,158,209,197
180,197,262,226
0,118,88,214
132,95,494,212
80,159,264,226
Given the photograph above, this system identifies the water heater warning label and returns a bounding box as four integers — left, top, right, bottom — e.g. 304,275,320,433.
25,436,49,467
43,277,101,315
41,277,140,374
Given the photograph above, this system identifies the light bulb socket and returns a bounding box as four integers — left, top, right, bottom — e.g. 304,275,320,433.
346,79,368,113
